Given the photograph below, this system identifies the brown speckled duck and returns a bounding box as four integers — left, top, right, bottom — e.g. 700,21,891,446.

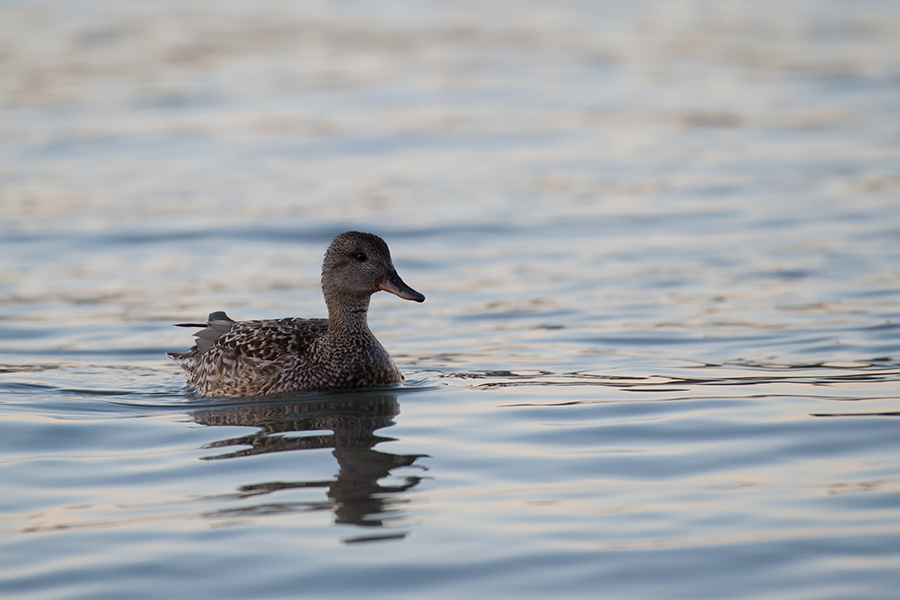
168,231,425,397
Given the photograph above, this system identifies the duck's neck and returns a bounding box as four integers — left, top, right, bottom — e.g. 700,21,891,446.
324,291,373,335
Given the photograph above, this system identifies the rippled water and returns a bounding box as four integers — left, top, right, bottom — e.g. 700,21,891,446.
3,1,900,598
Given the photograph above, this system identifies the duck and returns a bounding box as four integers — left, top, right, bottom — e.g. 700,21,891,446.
167,231,425,397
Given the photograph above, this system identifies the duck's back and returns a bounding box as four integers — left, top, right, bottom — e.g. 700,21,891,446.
216,317,328,361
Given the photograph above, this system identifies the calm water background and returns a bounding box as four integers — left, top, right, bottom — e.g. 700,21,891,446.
2,1,900,598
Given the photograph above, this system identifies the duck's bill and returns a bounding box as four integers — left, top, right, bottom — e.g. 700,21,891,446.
380,273,425,302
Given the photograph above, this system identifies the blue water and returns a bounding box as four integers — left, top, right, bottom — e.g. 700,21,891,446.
2,1,900,598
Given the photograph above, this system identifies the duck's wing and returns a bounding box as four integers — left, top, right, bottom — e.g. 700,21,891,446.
170,312,328,360
168,313,329,397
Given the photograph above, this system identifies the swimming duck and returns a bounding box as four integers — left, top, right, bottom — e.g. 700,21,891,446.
168,231,425,397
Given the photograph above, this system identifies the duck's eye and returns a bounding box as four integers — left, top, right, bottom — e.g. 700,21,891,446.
354,252,367,262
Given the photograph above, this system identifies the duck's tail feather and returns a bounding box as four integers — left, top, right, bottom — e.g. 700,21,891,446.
174,311,235,328
171,311,237,355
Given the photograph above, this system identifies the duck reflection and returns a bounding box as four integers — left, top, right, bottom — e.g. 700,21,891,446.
190,392,426,540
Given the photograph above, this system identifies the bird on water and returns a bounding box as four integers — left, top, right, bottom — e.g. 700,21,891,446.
167,231,425,397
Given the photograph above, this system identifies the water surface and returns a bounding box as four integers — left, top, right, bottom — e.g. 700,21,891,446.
2,1,900,598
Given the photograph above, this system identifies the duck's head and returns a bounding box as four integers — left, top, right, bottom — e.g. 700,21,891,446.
322,231,425,303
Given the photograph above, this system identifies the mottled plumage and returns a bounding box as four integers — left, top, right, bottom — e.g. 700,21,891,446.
168,231,425,397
